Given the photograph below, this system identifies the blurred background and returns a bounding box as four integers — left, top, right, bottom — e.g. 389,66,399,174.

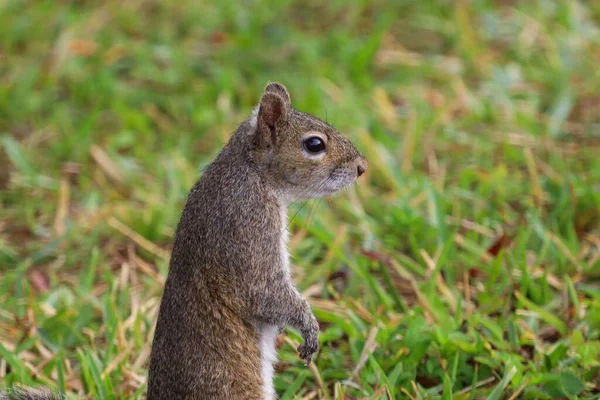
1,0,599,399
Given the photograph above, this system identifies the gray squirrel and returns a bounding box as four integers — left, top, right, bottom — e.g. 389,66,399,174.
147,82,367,399
1,82,367,400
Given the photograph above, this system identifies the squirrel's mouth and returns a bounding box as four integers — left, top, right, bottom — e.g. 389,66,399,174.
292,166,360,201
318,169,358,197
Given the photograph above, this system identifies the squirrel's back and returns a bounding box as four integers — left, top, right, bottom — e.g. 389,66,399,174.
148,125,275,399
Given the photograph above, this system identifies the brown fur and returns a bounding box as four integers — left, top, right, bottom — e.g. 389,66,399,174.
147,82,367,399
0,387,64,400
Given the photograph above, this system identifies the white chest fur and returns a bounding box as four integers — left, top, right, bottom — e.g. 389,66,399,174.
259,324,279,399
259,204,290,399
279,205,290,276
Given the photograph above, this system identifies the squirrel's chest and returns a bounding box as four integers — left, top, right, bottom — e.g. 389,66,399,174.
279,206,291,277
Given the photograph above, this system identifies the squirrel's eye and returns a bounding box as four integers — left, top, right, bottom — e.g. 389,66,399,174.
303,136,326,154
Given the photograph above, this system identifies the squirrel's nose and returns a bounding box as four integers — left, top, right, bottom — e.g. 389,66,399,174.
356,157,367,177
357,165,366,177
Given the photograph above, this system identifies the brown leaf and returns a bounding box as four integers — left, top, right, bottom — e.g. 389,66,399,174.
487,233,510,257
68,39,98,57
538,325,561,343
29,269,50,293
416,374,439,388
519,344,535,360
360,249,393,268
469,267,482,278
208,32,228,46
327,266,350,294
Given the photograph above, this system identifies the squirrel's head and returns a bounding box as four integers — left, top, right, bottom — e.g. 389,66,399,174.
248,82,368,203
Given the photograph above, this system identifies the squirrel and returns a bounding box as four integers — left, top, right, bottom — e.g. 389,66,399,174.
147,82,367,400
0,83,367,400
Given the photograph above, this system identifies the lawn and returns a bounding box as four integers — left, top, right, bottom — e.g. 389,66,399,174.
1,0,600,399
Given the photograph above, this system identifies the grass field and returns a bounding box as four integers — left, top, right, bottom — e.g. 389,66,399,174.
1,0,600,399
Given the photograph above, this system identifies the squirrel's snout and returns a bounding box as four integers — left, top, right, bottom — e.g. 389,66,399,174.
356,157,368,178
357,164,366,177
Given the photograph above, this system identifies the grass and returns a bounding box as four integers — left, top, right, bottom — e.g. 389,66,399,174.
1,0,599,398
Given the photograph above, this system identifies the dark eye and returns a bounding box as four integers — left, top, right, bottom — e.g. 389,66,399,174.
303,136,326,154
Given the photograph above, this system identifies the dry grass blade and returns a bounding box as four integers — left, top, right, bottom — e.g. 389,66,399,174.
349,327,379,381
108,217,170,260
52,174,70,237
90,144,125,184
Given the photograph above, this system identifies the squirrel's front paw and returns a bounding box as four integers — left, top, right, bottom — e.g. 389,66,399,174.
297,328,319,365
297,339,319,365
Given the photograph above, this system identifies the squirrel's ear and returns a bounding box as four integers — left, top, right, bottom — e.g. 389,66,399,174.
258,92,288,130
264,82,291,107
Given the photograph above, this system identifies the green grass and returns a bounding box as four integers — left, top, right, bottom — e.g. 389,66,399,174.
1,0,600,398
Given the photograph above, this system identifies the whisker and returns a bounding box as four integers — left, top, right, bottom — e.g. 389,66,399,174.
287,199,311,230
305,197,323,230
286,177,330,230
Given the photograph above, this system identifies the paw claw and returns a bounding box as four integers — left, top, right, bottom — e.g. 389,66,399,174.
297,340,319,365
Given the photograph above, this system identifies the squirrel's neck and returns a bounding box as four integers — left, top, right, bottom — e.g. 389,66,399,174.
223,122,297,207
278,198,289,242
